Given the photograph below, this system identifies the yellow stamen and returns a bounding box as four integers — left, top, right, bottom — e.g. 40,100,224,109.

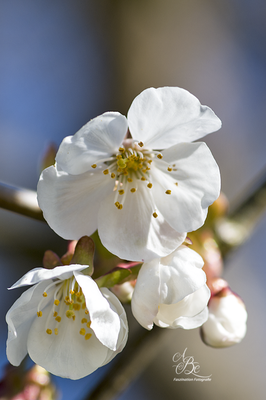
127,178,133,182
91,164,97,168
141,177,146,181
153,212,158,218
165,190,171,195
82,303,86,309
85,309,89,315
37,311,42,317
130,188,136,193
81,318,87,324
55,316,61,322
53,312,58,317
118,189,124,195
46,329,52,335
66,310,75,319
43,292,47,297
147,183,152,189
103,169,109,175
54,299,60,306
111,173,116,178
73,303,81,310
167,167,172,171
119,147,125,152
157,154,163,159
54,328,58,335
175,182,178,186
85,333,92,340
138,141,144,147
80,328,86,336
87,321,91,328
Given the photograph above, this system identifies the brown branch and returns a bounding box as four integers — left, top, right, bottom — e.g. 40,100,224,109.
0,181,44,222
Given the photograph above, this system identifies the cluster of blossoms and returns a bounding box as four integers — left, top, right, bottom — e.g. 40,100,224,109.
6,87,247,380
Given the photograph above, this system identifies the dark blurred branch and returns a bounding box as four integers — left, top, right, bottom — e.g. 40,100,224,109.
86,325,163,400
0,181,44,222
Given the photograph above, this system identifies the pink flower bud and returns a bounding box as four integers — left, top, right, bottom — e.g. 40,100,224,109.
201,287,247,348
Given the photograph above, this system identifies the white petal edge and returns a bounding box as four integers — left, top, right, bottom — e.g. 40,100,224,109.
128,87,221,149
6,280,52,366
56,112,128,175
74,272,121,351
9,264,87,289
152,142,220,233
37,165,114,240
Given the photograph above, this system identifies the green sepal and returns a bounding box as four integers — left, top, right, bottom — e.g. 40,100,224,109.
43,250,62,269
96,263,142,288
70,236,95,276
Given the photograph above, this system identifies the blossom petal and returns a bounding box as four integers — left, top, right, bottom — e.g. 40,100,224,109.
131,259,161,330
37,165,114,240
154,286,210,329
152,142,220,232
158,246,206,304
74,272,122,351
9,265,87,289
6,280,52,366
98,180,186,262
56,112,128,175
127,87,221,149
27,304,109,380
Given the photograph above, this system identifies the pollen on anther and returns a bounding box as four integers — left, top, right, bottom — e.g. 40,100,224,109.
80,328,86,336
127,178,133,182
43,292,48,297
54,328,58,335
153,212,158,218
53,312,58,317
55,316,61,322
81,318,87,324
130,188,136,193
46,329,52,335
85,309,89,315
157,154,163,159
138,141,144,147
70,290,75,295
85,333,92,340
118,189,124,195
119,147,125,152
103,169,109,175
73,303,81,310
147,183,152,189
111,173,116,179
66,310,75,319
167,167,172,171
141,177,146,181
37,311,42,317
54,299,60,306
87,321,91,328
175,182,178,186
165,190,171,195
91,164,97,168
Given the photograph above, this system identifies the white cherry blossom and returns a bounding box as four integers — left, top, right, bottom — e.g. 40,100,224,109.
6,264,128,380
37,87,221,262
131,245,210,330
201,288,247,348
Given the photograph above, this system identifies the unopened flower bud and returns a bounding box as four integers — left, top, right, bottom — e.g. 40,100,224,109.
111,281,136,303
201,287,247,348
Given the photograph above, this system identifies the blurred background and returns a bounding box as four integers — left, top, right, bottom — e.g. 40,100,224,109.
0,0,265,399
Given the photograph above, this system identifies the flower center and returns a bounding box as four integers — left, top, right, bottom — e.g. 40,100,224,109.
37,278,92,341
91,139,178,217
